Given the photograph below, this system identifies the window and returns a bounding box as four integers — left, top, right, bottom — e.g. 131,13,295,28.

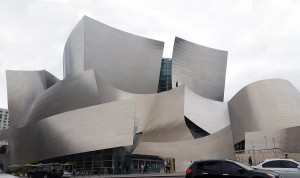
196,162,204,170
203,161,221,171
262,161,281,168
221,162,241,173
280,160,298,168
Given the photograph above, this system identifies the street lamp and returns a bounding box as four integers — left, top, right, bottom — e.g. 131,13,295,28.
264,136,268,150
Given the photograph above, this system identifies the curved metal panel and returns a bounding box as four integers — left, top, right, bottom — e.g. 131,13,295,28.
10,99,135,164
94,73,133,104
6,70,49,130
93,79,193,142
44,70,60,88
133,126,235,172
184,88,230,134
20,70,101,127
63,16,164,94
229,79,300,144
135,85,193,142
172,37,227,101
63,18,84,78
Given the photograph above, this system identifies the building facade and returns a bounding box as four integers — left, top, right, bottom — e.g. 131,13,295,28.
2,16,300,173
0,109,9,130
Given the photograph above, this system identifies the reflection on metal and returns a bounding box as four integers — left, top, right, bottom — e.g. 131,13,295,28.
172,37,227,101
133,126,235,172
64,16,164,94
229,79,300,144
10,99,135,165
6,70,59,130
184,88,230,134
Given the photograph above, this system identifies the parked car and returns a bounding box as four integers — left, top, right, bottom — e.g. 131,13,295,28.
62,170,71,178
186,159,282,178
254,158,300,178
0,173,19,178
27,163,63,178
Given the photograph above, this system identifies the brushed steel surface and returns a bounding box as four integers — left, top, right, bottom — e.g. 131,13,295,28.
133,126,235,172
19,70,101,127
135,85,193,142
172,37,227,101
6,70,59,130
63,16,164,94
229,79,300,144
63,18,84,78
95,73,134,104
184,88,230,134
9,99,135,165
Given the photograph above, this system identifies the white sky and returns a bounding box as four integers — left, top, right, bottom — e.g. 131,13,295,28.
1,0,300,109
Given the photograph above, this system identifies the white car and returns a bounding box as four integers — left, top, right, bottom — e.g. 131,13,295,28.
254,158,300,178
62,170,71,178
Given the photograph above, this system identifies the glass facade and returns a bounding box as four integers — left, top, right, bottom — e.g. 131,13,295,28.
234,140,245,152
36,147,163,175
157,58,172,93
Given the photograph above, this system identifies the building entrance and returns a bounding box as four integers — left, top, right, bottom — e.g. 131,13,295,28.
130,158,163,174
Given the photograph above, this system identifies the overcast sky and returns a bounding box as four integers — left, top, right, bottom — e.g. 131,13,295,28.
1,0,300,109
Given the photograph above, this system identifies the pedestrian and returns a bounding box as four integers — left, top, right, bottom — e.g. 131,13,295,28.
166,162,171,173
248,156,253,166
72,168,76,177
141,164,145,174
285,153,288,159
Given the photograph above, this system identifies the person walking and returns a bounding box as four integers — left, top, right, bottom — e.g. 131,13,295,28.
72,168,76,177
248,156,253,166
141,164,145,174
166,162,171,173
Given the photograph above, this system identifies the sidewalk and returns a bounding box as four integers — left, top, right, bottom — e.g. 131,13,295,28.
18,172,185,178
99,172,184,177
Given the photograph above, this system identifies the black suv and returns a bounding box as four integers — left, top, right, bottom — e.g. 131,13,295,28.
27,163,63,178
186,159,282,178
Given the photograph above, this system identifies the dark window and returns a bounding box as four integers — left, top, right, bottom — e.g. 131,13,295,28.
196,162,204,170
280,160,298,168
203,161,221,171
185,117,210,138
262,161,281,168
221,162,241,173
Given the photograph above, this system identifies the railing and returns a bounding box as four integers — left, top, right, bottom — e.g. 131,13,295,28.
235,148,286,166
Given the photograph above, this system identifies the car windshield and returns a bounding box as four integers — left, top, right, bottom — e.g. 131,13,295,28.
228,160,254,171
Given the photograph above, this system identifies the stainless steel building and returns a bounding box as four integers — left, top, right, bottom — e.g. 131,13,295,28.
2,16,300,173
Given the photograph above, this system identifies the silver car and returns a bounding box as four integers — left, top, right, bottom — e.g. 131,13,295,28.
254,158,300,178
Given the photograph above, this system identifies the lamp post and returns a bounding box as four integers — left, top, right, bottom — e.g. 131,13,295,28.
264,136,268,150
252,145,256,165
